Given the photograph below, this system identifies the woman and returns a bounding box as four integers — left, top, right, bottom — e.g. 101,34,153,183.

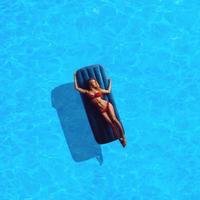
74,74,126,147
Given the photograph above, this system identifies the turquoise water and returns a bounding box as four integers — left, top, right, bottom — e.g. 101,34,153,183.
1,0,200,199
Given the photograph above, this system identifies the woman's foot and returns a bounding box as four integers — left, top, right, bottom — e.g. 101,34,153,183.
119,137,126,147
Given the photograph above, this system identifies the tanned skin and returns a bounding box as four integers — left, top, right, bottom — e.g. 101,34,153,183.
74,74,126,147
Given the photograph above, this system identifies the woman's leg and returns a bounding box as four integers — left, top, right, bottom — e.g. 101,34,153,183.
107,103,126,141
101,112,120,139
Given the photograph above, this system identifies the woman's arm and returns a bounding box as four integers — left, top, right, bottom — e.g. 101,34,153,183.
74,73,88,94
101,79,111,94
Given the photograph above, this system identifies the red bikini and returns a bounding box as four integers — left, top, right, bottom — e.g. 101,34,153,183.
87,91,102,100
87,91,109,113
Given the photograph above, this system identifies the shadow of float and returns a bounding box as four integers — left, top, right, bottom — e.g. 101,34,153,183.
51,83,103,165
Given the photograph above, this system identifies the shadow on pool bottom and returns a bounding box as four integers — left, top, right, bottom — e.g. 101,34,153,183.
51,83,103,165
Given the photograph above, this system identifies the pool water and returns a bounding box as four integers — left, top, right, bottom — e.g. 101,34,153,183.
1,0,200,199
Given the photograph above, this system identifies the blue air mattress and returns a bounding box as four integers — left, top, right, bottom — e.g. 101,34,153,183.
75,64,124,144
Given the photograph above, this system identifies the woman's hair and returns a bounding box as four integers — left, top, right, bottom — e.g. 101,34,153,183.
87,78,96,82
87,78,100,89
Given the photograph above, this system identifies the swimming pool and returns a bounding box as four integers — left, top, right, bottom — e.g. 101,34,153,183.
1,0,200,199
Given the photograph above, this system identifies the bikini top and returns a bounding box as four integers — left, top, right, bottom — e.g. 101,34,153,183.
87,91,102,100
